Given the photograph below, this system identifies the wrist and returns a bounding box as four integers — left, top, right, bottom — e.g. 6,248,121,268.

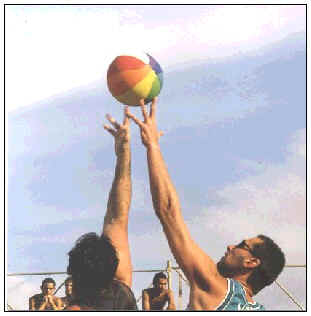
146,142,160,151
116,142,130,155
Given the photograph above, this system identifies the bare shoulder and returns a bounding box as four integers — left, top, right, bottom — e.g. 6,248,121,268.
29,293,41,302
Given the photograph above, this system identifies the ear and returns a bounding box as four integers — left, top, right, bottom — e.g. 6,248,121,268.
244,257,261,269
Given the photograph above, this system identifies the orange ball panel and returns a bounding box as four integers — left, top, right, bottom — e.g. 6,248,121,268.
107,56,146,77
107,65,151,96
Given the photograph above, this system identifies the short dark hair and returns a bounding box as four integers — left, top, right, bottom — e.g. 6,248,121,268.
247,235,285,295
153,272,167,286
67,232,119,304
65,276,72,285
41,277,56,288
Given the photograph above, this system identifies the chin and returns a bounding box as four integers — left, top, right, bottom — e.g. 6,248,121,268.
217,261,235,278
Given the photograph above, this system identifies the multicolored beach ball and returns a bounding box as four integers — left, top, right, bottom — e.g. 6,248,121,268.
107,53,163,106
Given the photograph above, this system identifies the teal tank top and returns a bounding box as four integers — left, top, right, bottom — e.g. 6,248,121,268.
216,279,265,311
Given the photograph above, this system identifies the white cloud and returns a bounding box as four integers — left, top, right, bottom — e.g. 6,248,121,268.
193,128,306,263
5,5,305,112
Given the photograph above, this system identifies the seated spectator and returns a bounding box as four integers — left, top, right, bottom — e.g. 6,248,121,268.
60,277,74,309
142,272,176,310
29,277,62,310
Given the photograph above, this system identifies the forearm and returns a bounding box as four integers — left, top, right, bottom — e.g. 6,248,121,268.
50,301,60,311
167,294,176,310
103,144,132,286
104,145,131,226
38,302,47,311
146,144,199,280
146,144,181,221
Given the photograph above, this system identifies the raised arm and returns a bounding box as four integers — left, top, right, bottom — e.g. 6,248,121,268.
102,107,132,288
127,99,224,292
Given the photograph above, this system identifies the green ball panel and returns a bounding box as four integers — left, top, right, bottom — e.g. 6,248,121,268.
144,76,161,104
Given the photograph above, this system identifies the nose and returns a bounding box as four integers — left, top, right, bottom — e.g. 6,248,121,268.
227,245,234,252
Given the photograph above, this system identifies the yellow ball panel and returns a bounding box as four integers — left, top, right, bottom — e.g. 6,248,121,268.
115,70,157,106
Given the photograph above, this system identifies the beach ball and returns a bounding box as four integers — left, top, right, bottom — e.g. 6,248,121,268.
107,53,163,106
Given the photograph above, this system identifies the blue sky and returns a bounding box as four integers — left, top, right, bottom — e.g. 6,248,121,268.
6,4,306,310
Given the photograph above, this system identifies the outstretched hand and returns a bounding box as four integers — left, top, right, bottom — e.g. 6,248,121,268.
126,98,163,149
104,106,130,155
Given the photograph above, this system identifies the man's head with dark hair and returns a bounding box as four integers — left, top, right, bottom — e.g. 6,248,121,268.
41,278,56,296
64,277,73,297
246,235,285,294
65,276,72,285
217,235,285,295
42,278,56,288
67,232,119,304
153,272,168,291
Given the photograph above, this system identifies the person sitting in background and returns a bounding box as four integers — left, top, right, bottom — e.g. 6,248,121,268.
142,272,176,310
29,277,62,311
60,277,74,309
65,107,137,310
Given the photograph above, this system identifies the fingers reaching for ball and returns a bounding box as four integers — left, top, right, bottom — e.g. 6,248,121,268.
139,99,149,122
125,109,144,128
103,124,117,136
104,107,131,154
150,97,157,119
107,54,163,106
104,106,130,133
125,98,162,148
105,114,121,130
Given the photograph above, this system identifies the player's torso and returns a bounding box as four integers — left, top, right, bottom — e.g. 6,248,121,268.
188,286,223,310
188,279,264,311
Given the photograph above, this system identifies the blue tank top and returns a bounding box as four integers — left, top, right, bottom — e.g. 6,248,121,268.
216,279,265,311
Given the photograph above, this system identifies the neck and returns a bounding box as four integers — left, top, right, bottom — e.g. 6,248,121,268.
233,275,254,297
